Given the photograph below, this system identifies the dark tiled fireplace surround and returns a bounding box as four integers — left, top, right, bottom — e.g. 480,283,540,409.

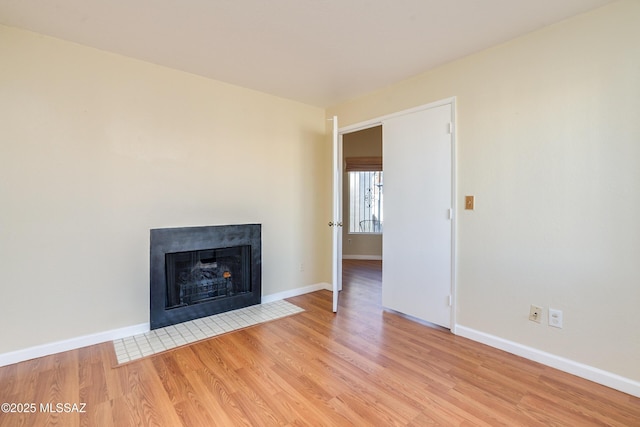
150,224,261,330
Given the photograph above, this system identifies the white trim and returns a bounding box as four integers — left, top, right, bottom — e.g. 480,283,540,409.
456,325,640,398
0,282,332,367
338,97,457,135
0,322,150,367
262,282,332,303
448,98,457,332
342,255,383,261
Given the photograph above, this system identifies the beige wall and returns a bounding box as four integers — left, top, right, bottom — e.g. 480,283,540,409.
328,0,640,382
342,126,383,258
0,25,331,354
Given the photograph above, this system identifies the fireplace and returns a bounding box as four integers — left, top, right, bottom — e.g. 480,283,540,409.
150,224,261,330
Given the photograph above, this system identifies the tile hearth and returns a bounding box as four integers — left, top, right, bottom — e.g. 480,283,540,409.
113,300,304,365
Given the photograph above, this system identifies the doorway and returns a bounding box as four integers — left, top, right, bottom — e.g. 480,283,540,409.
341,126,383,261
335,99,456,330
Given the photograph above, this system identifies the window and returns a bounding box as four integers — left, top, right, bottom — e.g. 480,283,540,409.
348,171,383,233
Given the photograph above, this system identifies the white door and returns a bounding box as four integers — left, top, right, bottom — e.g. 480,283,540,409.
382,104,453,328
331,116,343,312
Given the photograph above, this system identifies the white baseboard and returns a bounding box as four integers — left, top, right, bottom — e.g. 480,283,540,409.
0,322,150,368
262,282,331,303
455,325,640,398
342,255,383,260
0,283,332,367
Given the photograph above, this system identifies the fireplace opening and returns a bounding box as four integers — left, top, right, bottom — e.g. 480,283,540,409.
165,245,251,308
150,224,261,330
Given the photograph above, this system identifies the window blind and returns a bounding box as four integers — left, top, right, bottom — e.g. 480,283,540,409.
344,157,382,172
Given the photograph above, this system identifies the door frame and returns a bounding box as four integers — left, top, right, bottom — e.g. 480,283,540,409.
335,97,458,333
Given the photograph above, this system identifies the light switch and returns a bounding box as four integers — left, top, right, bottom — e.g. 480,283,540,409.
465,196,475,210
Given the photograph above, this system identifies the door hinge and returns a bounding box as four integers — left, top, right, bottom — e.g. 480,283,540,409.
448,208,453,220
447,122,453,134
448,295,452,306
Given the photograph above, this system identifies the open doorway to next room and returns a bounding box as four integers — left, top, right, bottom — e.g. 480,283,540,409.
342,125,383,264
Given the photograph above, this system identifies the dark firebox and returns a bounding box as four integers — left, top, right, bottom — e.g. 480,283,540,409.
165,246,250,308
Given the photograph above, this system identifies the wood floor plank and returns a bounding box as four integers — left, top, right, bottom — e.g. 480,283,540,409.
0,259,639,426
160,355,220,426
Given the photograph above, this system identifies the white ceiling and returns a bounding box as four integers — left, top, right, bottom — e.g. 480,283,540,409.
0,0,615,107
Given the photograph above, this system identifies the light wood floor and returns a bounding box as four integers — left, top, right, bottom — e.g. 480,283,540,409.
1,260,638,426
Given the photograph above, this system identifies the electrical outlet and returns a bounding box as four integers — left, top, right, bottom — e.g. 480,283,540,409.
529,305,543,323
549,308,563,328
